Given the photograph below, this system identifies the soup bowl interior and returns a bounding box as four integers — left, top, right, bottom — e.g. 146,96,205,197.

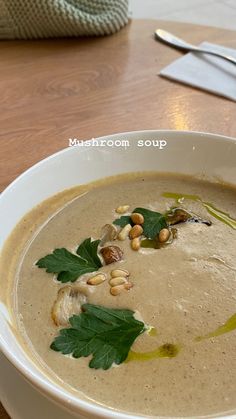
0,130,236,419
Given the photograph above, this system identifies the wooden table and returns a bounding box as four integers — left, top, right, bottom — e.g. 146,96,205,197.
0,19,236,418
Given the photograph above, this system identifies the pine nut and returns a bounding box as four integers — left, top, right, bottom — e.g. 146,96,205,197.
118,223,132,241
110,282,133,296
110,284,125,296
87,273,106,285
158,228,170,243
109,277,127,286
124,282,133,290
116,205,130,214
110,269,129,278
131,237,141,251
131,212,144,225
129,224,143,239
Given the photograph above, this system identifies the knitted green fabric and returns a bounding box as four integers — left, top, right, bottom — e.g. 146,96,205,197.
0,0,129,39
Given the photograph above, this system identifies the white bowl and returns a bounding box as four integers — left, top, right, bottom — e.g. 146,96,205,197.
1,130,236,419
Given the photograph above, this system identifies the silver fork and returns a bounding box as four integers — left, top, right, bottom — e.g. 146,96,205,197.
155,29,236,66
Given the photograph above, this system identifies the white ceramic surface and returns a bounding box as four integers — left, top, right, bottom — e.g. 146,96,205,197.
1,130,236,419
0,352,78,419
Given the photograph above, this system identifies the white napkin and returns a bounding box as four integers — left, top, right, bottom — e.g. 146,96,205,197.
160,42,236,102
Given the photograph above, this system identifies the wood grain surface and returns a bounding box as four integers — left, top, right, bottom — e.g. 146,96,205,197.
1,20,236,193
0,19,236,418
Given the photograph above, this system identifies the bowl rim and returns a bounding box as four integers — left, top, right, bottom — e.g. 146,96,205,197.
1,129,236,419
1,128,236,199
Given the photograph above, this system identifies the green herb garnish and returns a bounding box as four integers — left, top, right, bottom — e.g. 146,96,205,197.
113,215,133,228
134,207,167,239
51,304,146,370
113,207,167,239
36,238,102,283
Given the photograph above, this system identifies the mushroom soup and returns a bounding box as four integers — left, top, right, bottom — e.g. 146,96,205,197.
1,172,236,418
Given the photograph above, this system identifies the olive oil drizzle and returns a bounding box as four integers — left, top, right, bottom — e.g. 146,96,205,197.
127,343,180,362
128,311,236,363
148,326,157,337
162,192,236,229
128,310,236,363
196,313,236,342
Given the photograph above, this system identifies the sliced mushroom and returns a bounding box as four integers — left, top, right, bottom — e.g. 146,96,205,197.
166,208,191,225
100,245,123,265
167,208,212,226
51,284,88,326
100,223,118,245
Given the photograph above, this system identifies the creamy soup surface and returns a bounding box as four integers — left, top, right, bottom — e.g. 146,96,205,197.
2,173,236,418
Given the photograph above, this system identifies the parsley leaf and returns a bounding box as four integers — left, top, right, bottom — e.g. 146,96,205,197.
51,304,146,370
76,238,101,267
36,238,102,283
113,215,132,228
113,207,167,239
133,207,167,239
